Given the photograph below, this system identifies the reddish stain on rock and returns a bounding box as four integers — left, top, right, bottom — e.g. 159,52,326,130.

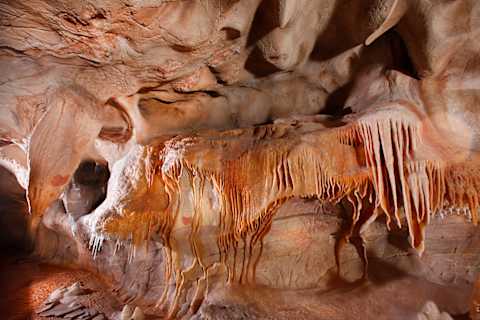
50,175,69,187
182,215,192,225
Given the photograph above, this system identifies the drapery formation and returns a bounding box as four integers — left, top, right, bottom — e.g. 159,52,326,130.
96,107,479,316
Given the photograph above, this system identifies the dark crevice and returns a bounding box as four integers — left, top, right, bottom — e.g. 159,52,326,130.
245,46,281,77
388,31,419,80
0,166,29,252
319,31,419,117
137,85,167,94
90,10,107,20
202,90,221,98
452,313,471,320
170,88,223,98
322,82,356,117
244,0,282,77
149,97,175,105
59,12,89,27
246,0,278,47
62,161,110,219
208,65,228,85
171,44,195,53
0,139,13,147
221,27,242,41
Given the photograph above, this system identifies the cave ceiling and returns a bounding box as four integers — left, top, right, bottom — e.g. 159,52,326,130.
1,0,480,319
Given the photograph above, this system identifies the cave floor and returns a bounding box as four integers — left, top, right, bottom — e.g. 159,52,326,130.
201,278,472,320
0,252,121,320
0,251,474,320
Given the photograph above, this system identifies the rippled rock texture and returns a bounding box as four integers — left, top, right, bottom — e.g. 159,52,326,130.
1,0,480,319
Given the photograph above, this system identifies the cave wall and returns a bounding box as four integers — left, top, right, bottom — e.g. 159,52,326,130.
1,0,480,319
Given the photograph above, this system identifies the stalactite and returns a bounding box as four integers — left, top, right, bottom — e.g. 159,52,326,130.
99,118,480,316
338,118,446,253
103,125,374,316
89,233,105,260
444,163,480,225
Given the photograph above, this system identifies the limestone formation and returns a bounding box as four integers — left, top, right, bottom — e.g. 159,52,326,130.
37,282,107,319
1,0,480,319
